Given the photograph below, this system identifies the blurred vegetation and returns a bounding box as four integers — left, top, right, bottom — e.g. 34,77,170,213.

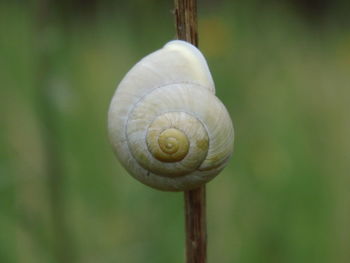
1,0,350,262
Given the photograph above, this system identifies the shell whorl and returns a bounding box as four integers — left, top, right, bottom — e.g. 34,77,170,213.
108,40,234,191
148,127,190,163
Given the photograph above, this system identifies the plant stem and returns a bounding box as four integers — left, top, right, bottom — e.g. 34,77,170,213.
36,1,75,262
184,186,207,263
174,1,207,262
174,0,198,46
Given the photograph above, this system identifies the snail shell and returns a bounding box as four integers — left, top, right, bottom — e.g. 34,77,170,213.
108,40,234,191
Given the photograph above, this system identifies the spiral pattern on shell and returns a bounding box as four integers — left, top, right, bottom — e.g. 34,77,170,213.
108,40,234,191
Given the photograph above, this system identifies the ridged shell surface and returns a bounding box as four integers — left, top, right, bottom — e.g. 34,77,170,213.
108,40,234,191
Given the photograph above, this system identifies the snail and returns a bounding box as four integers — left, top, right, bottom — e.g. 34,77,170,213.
108,40,234,191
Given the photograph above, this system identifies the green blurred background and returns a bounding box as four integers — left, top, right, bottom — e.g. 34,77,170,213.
1,0,350,262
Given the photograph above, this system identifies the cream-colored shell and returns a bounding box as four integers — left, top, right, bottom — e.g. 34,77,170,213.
108,40,234,191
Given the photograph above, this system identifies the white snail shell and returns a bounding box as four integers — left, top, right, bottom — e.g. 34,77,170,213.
108,40,234,191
